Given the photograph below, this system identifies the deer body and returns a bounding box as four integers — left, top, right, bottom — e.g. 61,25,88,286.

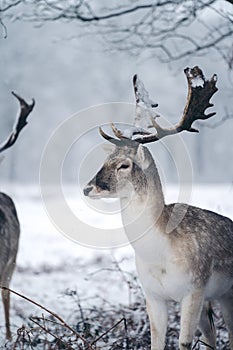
84,143,233,349
83,67,233,349
0,92,34,339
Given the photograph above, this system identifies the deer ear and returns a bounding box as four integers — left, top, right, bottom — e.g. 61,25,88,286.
136,144,151,170
101,143,116,154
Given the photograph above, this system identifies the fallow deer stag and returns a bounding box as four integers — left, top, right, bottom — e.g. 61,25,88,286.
0,92,34,339
84,67,233,350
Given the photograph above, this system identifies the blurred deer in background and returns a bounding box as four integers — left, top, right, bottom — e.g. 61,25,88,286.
0,92,34,339
84,67,233,350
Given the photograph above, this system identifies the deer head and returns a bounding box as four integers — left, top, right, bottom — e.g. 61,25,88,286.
84,143,158,200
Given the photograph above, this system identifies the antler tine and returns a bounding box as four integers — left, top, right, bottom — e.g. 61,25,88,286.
99,126,115,142
0,92,35,153
99,126,122,146
111,123,124,139
99,125,144,147
133,74,158,109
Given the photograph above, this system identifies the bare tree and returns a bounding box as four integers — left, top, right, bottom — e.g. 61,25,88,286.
1,0,233,68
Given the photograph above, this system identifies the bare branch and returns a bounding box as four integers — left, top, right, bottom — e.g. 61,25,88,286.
1,0,232,68
0,0,22,13
75,4,156,22
0,17,7,38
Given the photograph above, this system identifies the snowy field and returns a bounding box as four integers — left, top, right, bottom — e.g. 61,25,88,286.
0,184,232,347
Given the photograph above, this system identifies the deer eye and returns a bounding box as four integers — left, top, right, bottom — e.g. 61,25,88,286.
117,161,131,171
119,164,129,169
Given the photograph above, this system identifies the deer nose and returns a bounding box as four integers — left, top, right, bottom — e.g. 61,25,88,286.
83,186,93,196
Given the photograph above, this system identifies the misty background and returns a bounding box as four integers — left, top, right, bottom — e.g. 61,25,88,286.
0,1,232,185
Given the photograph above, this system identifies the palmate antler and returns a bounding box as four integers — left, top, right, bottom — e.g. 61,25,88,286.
0,92,35,153
99,66,218,145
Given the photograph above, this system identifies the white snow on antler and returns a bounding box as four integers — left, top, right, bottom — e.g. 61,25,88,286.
120,126,150,139
186,67,205,88
111,75,159,140
191,76,204,88
133,75,159,129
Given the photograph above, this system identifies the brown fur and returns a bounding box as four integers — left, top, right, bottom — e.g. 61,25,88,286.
159,204,233,286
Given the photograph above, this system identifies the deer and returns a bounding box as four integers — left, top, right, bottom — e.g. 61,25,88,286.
83,66,233,350
0,92,34,340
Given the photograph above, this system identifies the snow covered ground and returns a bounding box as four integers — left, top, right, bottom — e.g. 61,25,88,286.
0,184,232,346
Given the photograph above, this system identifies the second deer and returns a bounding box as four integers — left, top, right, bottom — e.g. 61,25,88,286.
84,67,233,350
0,92,34,339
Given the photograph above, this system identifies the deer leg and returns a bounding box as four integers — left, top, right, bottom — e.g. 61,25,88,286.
218,287,233,350
1,259,16,340
146,298,168,350
198,302,216,349
2,288,11,340
179,289,204,350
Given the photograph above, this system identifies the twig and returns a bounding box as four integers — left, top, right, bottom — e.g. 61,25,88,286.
12,328,23,350
123,317,130,350
192,338,215,349
30,315,81,342
12,325,32,350
91,317,126,346
30,317,75,350
71,291,86,331
0,17,7,38
0,285,94,350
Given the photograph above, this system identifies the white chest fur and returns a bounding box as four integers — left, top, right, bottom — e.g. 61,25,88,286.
125,222,192,302
135,251,192,302
122,201,193,302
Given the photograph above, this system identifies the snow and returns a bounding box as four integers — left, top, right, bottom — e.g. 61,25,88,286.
121,126,150,139
0,183,232,345
133,75,159,130
191,76,205,88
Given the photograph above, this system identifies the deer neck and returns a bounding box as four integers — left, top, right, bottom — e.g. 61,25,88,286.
120,162,166,260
